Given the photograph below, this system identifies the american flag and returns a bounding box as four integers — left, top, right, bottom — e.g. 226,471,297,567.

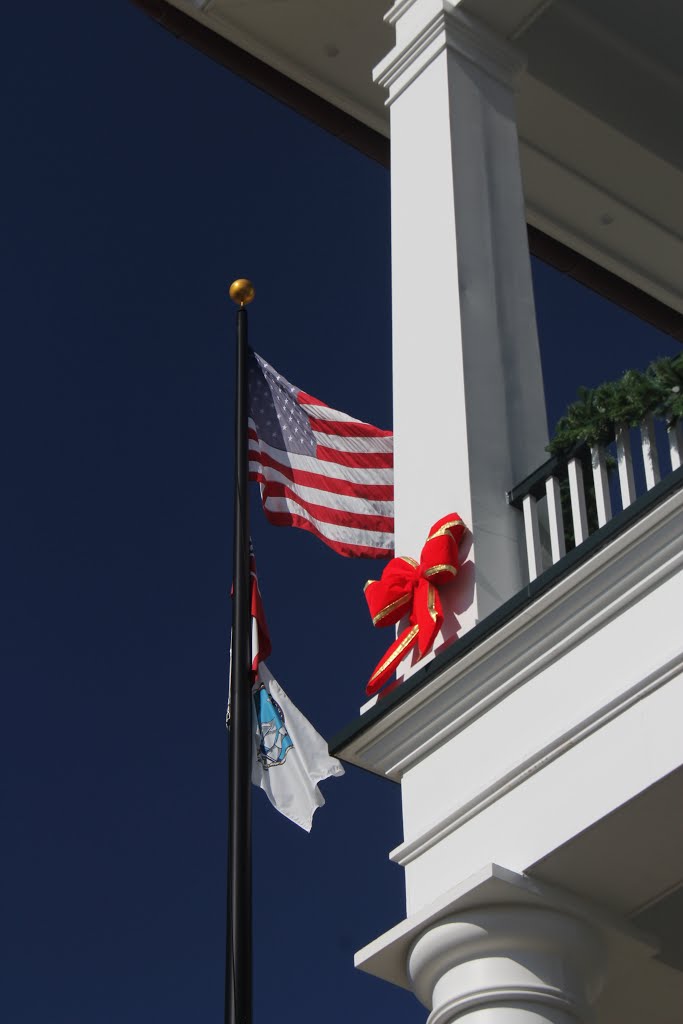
247,350,394,558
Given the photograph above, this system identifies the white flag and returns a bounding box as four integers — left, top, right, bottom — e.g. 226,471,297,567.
251,663,344,831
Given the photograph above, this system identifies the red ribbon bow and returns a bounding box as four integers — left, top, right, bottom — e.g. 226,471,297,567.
364,514,465,696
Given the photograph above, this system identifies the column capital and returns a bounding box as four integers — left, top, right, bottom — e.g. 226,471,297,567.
408,906,604,1024
384,0,425,27
355,865,657,1024
375,3,526,104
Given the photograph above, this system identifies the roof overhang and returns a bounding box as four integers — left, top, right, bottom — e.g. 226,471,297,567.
133,0,683,338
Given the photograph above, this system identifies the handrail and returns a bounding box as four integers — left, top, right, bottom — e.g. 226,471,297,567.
506,444,587,508
508,418,683,582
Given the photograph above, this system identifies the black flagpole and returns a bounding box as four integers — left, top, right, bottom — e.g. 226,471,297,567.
226,278,255,1024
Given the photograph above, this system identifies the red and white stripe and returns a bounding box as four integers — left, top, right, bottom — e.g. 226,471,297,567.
249,542,271,674
248,386,394,559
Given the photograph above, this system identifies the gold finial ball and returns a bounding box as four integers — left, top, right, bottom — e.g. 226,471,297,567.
229,279,255,306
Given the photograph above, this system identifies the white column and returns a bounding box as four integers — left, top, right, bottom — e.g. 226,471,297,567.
408,907,605,1024
376,0,548,646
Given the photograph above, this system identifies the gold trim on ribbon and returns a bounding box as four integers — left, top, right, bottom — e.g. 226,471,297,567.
427,582,438,624
423,563,458,579
365,554,418,592
366,514,465,694
372,593,412,626
428,517,464,542
368,625,419,685
398,556,419,568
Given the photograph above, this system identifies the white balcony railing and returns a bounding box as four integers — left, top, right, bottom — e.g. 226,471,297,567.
508,417,683,582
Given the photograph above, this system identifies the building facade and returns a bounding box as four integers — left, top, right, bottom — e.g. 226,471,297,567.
138,2,683,1021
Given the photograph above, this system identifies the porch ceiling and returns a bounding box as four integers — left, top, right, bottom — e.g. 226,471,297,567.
159,0,683,315
529,764,683,921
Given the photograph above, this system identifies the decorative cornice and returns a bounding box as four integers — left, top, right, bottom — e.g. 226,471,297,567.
374,7,526,104
384,0,422,28
444,9,527,83
354,863,656,992
391,646,683,868
334,478,683,783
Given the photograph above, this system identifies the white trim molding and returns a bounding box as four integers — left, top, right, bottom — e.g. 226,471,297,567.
338,485,683,783
355,864,655,994
375,6,526,103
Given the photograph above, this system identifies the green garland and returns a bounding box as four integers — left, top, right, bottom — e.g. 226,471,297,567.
547,351,683,457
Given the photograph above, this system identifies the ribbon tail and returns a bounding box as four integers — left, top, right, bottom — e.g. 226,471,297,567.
416,581,443,656
366,624,420,697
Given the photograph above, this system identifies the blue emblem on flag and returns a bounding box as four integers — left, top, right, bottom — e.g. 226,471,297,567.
254,685,293,769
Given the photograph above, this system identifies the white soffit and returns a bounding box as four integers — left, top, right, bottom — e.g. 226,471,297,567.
170,0,392,135
165,0,683,314
528,765,683,918
512,0,683,313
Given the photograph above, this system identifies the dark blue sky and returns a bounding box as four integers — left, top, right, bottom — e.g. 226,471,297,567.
2,4,679,1023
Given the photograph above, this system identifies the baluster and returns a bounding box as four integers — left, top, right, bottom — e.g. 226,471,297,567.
522,494,543,581
591,445,612,527
640,413,661,489
568,457,589,546
616,425,636,508
545,475,566,564
668,421,682,471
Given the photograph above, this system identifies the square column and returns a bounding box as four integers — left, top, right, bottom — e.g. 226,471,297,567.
376,0,548,646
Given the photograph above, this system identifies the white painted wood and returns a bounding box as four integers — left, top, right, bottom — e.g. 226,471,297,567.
519,95,683,319
164,0,683,320
522,495,543,582
341,463,683,1024
567,457,589,546
545,475,566,564
355,865,653,996
374,3,548,647
393,490,683,912
337,486,683,789
616,425,637,509
408,905,604,1024
591,445,612,527
640,414,661,490
401,667,683,913
668,421,683,471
